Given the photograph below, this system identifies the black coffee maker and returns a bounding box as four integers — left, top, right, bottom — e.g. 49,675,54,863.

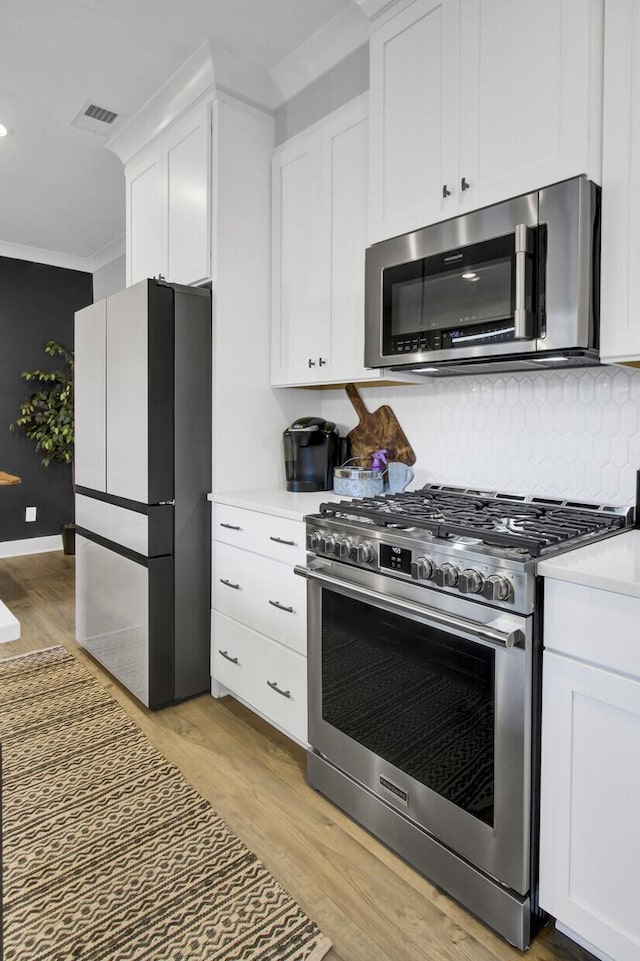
283,417,342,492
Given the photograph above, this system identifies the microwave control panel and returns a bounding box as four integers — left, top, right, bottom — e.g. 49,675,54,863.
390,318,517,355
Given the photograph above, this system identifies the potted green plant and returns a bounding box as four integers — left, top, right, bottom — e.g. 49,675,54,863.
9,340,75,554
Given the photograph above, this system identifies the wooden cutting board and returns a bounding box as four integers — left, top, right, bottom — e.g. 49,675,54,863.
345,384,416,467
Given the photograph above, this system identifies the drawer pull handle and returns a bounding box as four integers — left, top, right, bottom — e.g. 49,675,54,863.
270,536,295,546
268,600,294,613
267,680,291,699
219,650,239,665
220,578,240,590
220,522,241,530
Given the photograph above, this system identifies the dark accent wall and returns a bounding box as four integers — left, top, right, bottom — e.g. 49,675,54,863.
0,256,93,543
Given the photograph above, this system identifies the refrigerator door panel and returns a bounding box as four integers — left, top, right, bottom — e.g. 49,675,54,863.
74,300,106,492
105,280,174,504
106,281,148,502
76,534,150,706
76,494,149,556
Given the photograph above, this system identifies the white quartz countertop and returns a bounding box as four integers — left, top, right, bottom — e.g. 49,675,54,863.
537,528,640,598
210,487,346,521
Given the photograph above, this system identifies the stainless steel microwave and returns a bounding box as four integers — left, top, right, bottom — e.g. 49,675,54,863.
364,177,600,376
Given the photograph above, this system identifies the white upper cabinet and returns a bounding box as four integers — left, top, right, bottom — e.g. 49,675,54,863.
272,94,399,387
369,0,459,242
369,0,604,243
600,0,640,364
126,100,211,287
127,146,163,286
271,132,328,385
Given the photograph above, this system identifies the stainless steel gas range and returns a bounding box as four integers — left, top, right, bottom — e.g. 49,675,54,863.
296,486,632,949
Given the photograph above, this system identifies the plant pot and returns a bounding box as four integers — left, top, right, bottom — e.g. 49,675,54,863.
61,522,76,556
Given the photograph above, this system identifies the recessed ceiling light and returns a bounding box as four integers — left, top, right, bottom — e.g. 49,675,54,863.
462,271,478,280
0,124,8,137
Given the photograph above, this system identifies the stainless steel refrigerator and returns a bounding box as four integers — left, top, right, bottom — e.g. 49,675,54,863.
74,278,211,708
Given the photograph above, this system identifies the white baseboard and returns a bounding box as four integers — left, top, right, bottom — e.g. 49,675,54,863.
0,535,62,558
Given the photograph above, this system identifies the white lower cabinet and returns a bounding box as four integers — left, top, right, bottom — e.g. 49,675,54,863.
211,503,308,744
540,579,640,961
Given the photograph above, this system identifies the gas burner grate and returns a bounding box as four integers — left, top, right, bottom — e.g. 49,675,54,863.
319,487,628,558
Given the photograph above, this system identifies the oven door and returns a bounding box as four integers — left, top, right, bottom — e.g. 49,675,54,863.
304,560,533,895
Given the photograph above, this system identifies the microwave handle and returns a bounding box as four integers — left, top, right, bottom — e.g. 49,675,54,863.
514,224,536,339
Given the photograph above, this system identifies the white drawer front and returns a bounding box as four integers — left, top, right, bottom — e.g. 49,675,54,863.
214,543,307,654
211,612,257,703
254,633,308,744
211,612,307,744
545,580,640,677
213,504,306,564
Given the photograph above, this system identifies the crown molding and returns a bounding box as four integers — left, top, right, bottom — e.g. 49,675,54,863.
0,234,125,275
106,40,278,166
352,0,403,21
270,5,369,103
89,235,126,272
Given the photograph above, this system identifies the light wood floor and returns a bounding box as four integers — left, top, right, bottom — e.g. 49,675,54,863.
0,551,596,961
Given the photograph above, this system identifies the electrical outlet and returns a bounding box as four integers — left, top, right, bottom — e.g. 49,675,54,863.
25,506,37,522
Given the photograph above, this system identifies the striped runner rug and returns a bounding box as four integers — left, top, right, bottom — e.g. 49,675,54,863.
0,646,332,961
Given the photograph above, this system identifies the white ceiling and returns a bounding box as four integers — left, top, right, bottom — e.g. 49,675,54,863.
0,0,358,266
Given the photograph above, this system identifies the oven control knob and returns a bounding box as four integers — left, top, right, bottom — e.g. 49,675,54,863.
411,556,435,580
483,574,511,602
434,563,458,588
356,541,374,563
320,534,337,554
308,530,322,551
458,569,484,594
336,537,355,558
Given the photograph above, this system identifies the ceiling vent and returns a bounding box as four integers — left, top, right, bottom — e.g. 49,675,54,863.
71,101,124,136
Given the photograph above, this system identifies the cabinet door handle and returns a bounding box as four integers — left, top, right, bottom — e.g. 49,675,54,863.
220,578,240,590
220,523,241,531
268,600,294,613
270,536,295,546
219,649,239,664
461,176,471,191
442,184,451,198
318,357,327,366
267,680,291,699
308,358,316,368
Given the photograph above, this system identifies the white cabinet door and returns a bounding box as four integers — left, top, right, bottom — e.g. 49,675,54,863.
126,145,163,287
318,96,370,384
369,0,460,242
105,281,149,503
74,299,106,492
272,94,400,387
368,0,602,241
271,133,328,385
165,102,211,286
540,651,640,961
600,0,640,364
458,0,603,215
125,101,211,288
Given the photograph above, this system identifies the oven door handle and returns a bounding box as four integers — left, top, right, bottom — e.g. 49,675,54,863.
295,564,523,650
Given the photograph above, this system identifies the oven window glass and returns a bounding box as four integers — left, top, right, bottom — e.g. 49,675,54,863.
321,590,495,826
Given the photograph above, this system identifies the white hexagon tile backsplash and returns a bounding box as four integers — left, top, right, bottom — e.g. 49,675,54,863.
319,365,640,507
